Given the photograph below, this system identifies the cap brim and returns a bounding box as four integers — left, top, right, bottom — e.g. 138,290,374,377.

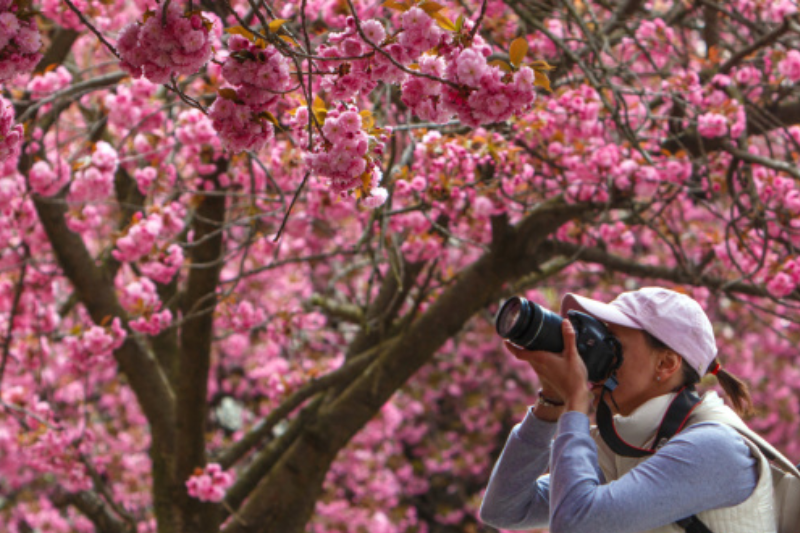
560,293,642,329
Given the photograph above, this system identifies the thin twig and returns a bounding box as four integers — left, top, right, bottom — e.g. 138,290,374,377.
63,0,121,59
273,171,310,242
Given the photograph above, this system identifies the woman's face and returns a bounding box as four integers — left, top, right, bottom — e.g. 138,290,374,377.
590,324,661,416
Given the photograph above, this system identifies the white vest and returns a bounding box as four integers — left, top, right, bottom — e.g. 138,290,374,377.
591,392,776,533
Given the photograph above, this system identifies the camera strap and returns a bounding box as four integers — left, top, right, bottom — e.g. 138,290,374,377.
596,387,711,533
596,386,702,457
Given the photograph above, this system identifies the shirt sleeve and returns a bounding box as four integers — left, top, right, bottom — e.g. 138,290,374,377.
479,408,560,530
547,412,759,533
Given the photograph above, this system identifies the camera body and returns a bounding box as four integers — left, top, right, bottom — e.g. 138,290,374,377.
495,296,623,383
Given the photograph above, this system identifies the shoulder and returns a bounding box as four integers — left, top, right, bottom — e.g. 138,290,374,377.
665,421,756,469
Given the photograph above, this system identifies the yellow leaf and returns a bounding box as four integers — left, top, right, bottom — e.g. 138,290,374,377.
432,12,456,31
408,63,420,70
509,37,528,68
142,9,155,23
360,110,374,129
313,95,326,112
313,107,327,124
218,88,239,101
268,19,288,32
455,14,465,32
489,59,512,73
419,1,445,15
382,0,410,12
533,70,552,92
529,59,556,71
225,25,257,42
279,35,298,46
260,111,280,126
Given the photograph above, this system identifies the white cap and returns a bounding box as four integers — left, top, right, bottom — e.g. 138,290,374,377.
560,287,718,376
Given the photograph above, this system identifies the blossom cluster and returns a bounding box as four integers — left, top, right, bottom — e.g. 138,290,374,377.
302,104,390,207
208,35,293,153
26,65,72,99
319,12,537,129
0,0,42,83
117,3,213,84
104,78,165,133
63,317,127,372
67,141,119,203
29,156,70,197
112,203,185,266
0,96,22,162
120,277,173,335
185,463,234,502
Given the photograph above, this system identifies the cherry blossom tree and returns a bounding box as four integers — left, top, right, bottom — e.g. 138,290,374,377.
2,0,800,532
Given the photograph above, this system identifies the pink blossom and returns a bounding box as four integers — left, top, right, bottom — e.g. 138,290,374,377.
779,50,800,83
454,48,487,87
120,278,161,313
0,4,42,83
361,19,386,44
186,463,234,502
140,244,184,284
220,39,292,111
134,167,158,195
112,213,164,263
697,112,728,138
27,66,72,98
29,157,70,197
0,96,22,161
208,96,275,153
68,167,115,203
362,187,388,208
130,309,173,336
767,272,796,298
117,4,213,84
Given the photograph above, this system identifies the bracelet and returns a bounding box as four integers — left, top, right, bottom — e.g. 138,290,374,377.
537,389,565,408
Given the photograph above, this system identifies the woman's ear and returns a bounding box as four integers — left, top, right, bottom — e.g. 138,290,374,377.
657,350,683,380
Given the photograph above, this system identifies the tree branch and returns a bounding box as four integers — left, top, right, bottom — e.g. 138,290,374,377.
174,159,230,533
51,487,132,533
31,194,176,452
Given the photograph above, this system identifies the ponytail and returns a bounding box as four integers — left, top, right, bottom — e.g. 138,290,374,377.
644,332,754,417
709,358,754,418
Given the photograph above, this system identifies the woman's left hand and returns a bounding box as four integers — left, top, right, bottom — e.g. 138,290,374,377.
505,319,592,413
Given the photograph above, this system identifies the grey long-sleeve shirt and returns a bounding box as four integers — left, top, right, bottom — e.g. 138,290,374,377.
480,410,759,533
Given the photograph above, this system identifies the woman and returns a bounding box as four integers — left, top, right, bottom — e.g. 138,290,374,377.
480,287,775,533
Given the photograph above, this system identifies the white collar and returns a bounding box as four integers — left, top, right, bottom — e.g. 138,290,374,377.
612,392,677,448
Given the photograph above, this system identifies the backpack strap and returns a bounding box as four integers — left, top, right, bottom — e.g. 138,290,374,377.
676,515,715,533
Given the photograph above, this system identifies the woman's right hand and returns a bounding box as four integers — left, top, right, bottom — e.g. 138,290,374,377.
503,320,592,414
504,343,563,402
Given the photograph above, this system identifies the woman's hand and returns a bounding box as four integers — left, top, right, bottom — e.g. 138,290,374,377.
504,319,592,414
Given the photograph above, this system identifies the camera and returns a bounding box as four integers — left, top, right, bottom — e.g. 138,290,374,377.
495,296,623,383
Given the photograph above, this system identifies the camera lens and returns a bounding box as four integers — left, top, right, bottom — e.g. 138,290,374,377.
495,297,565,352
496,298,523,337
